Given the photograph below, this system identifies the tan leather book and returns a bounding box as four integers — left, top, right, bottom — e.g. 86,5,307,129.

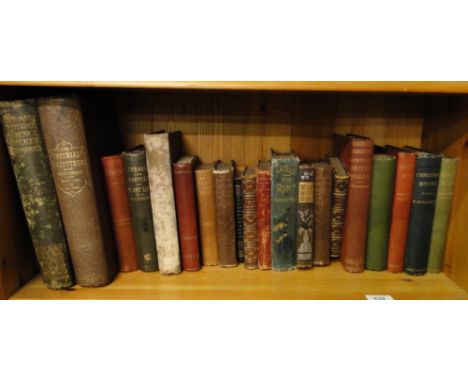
213,161,237,267
38,96,117,287
194,163,219,266
144,131,182,275
242,167,258,269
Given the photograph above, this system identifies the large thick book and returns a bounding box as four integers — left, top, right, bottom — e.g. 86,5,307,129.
312,161,332,266
385,146,416,273
328,156,349,259
428,157,458,273
213,161,237,267
242,166,258,269
234,166,245,263
0,99,74,289
404,148,442,275
38,96,117,287
173,156,201,271
296,162,314,269
257,160,272,270
365,154,396,271
333,134,374,272
101,154,138,272
122,146,158,272
271,150,299,271
194,163,218,266
144,131,183,275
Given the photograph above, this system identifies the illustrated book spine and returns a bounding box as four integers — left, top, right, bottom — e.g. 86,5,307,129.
242,167,258,269
257,160,272,270
234,168,245,262
296,163,314,269
0,99,74,289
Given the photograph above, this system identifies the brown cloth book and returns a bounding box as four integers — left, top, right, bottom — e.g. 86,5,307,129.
242,167,258,269
194,163,219,266
173,156,201,271
213,161,237,267
257,160,272,270
101,154,138,272
333,133,374,272
38,96,117,287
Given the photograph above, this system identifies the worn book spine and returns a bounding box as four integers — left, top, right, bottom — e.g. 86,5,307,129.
242,167,258,269
405,154,442,275
386,152,416,273
0,99,74,289
329,163,349,259
213,163,237,267
365,155,396,271
271,152,299,271
257,161,271,270
427,157,458,273
101,154,138,272
312,162,332,266
122,148,158,272
38,96,116,287
144,132,182,275
234,169,244,262
296,163,314,269
173,157,201,271
194,164,218,266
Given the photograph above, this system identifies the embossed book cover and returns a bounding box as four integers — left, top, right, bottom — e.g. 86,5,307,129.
296,162,314,269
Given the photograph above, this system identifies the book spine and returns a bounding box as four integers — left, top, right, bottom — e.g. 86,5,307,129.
340,140,373,272
387,152,416,273
313,165,332,266
428,157,458,273
234,174,244,262
101,155,138,272
122,150,158,272
296,167,314,269
214,168,237,267
405,155,442,275
38,96,114,287
144,133,181,275
173,162,201,271
194,167,218,265
365,156,395,271
271,158,299,271
0,100,74,289
330,174,349,259
257,168,272,270
242,172,258,269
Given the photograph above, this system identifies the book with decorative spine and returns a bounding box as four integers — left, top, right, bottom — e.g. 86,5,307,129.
144,131,183,275
257,160,272,270
234,166,245,263
296,162,314,269
327,156,349,259
0,99,74,289
122,146,158,272
271,150,299,271
242,166,258,269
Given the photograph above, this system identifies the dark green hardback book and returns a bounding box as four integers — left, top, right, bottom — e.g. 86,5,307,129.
296,162,314,269
271,150,299,271
234,166,245,262
404,150,442,275
365,154,396,271
0,99,74,289
122,146,158,272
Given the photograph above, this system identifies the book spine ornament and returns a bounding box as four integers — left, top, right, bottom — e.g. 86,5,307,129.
257,163,272,270
0,99,74,289
330,170,349,259
296,164,314,269
38,96,116,287
234,171,244,262
313,163,332,266
122,148,158,272
242,168,258,269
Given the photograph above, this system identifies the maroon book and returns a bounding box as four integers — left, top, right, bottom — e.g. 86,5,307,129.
173,156,201,271
257,160,271,270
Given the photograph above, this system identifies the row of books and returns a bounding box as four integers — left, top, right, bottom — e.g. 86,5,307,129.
0,97,458,290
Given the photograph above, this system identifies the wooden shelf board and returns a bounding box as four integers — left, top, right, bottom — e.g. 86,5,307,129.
1,81,468,94
10,261,468,300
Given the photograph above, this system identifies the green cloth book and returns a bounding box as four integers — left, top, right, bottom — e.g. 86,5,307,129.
365,154,396,271
427,157,458,273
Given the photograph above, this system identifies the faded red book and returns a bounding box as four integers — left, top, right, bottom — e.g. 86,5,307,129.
101,154,138,272
385,146,417,273
173,156,201,271
257,160,271,270
333,134,374,272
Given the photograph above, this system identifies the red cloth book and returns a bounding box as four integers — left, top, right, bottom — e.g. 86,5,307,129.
257,160,271,270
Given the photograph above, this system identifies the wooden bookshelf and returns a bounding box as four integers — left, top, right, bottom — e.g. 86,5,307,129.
0,82,467,299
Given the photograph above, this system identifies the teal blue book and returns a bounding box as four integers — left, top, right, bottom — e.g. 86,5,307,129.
271,150,299,271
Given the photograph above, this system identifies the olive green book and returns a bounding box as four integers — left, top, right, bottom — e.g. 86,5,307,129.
427,157,458,273
365,155,396,271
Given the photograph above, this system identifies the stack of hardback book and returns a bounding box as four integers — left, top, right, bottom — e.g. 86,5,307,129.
0,97,458,290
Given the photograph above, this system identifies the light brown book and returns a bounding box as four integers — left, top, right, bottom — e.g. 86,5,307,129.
242,166,258,269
